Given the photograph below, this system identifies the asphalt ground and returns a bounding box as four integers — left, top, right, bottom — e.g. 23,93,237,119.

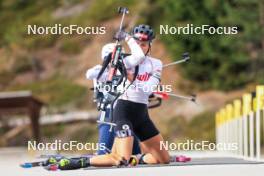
1,148,264,176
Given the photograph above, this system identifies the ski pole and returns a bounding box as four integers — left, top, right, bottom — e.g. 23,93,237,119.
118,7,129,32
167,93,197,103
163,52,190,68
107,7,129,82
153,91,197,104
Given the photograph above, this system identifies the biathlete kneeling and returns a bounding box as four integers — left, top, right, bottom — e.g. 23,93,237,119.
86,44,141,155
59,24,170,169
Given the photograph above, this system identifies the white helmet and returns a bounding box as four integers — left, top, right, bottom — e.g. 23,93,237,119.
101,43,125,60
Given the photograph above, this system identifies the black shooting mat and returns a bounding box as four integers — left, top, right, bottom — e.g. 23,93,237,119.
84,157,264,170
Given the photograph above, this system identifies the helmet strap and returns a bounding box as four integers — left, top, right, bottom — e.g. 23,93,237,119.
145,42,152,56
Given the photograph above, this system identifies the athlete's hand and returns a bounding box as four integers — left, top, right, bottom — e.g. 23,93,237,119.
98,91,118,111
114,30,129,41
104,91,117,103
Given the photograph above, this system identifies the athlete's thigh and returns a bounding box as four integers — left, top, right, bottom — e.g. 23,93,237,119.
141,134,170,163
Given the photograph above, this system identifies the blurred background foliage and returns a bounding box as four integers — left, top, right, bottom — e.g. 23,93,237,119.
146,0,264,90
0,0,263,92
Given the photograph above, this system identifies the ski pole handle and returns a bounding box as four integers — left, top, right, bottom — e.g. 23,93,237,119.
182,52,190,60
118,7,129,14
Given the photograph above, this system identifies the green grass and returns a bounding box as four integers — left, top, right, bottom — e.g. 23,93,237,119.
42,124,65,138
12,56,33,74
68,0,136,26
41,123,98,153
188,111,216,142
59,36,84,54
69,123,97,143
0,70,15,85
161,116,188,141
0,1,60,48
0,0,137,49
163,111,216,143
8,75,87,107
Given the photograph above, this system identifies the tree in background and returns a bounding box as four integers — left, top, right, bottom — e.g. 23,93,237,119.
146,0,263,90
0,0,263,91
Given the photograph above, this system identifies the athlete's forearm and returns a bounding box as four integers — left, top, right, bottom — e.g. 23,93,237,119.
124,37,145,68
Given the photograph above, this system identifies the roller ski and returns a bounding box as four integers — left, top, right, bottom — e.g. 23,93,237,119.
44,157,91,171
20,155,63,168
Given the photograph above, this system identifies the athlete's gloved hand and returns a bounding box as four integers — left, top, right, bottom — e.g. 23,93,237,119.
114,30,129,41
98,91,119,111
103,91,118,104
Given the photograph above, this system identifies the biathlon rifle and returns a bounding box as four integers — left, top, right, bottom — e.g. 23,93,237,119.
95,7,130,131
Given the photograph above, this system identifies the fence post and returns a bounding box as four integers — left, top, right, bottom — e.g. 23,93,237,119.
221,109,226,150
215,87,264,160
234,99,242,155
220,109,225,146
226,104,233,154
215,113,219,146
249,110,254,159
256,85,264,159
243,93,252,158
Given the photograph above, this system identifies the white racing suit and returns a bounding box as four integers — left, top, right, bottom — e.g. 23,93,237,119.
86,37,162,105
86,37,162,141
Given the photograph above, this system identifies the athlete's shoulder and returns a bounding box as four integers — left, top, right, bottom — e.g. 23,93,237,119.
147,56,163,67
